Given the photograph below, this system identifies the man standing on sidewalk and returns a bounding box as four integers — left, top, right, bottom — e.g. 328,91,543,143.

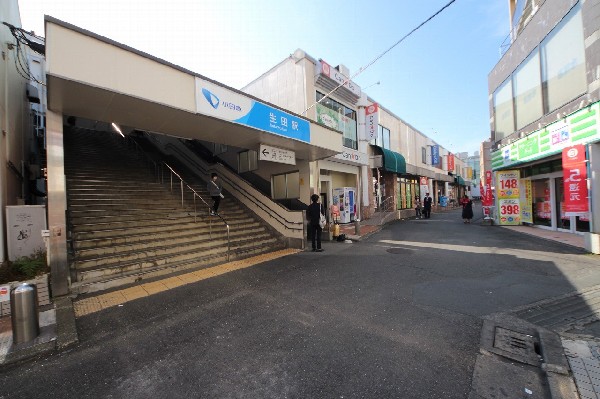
423,192,433,219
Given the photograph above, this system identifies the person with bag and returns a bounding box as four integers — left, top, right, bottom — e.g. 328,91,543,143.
460,194,474,224
306,194,324,252
207,173,224,215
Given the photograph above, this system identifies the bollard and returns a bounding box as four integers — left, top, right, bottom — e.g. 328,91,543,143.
354,219,361,235
10,283,40,344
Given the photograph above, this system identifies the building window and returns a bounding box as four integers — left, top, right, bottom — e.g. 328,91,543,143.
421,147,427,164
514,50,543,129
493,78,515,141
272,171,300,200
372,125,390,149
238,150,258,173
398,177,418,210
315,92,357,150
541,4,586,113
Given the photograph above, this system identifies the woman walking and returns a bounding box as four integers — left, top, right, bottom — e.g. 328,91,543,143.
460,194,474,224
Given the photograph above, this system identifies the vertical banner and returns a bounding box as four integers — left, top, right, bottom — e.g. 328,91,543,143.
365,103,378,141
482,171,493,206
520,179,533,223
562,145,589,214
497,170,521,225
448,153,455,172
431,145,440,167
419,177,429,197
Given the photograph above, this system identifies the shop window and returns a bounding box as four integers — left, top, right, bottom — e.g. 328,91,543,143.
372,125,391,149
272,171,300,200
421,147,427,164
397,177,418,210
238,150,258,173
532,178,551,227
541,4,586,113
493,78,515,141
514,50,543,129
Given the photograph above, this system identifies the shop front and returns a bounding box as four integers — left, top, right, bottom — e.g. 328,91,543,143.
370,145,406,213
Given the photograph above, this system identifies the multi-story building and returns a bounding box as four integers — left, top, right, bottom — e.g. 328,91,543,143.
487,0,600,253
243,49,467,221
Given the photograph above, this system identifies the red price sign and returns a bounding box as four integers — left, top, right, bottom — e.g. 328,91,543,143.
500,204,520,215
500,179,518,190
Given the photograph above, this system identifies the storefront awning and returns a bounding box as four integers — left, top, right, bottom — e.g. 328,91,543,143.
371,145,406,174
455,176,466,186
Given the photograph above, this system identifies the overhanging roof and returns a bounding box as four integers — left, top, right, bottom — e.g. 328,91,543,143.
44,16,343,161
371,145,406,174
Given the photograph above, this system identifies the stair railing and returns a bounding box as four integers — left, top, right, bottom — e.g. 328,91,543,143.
376,196,397,226
160,162,231,261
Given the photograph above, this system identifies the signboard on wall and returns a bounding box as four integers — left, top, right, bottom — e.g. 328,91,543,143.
419,177,429,197
431,145,440,167
520,179,533,223
562,145,589,215
259,144,296,165
448,153,455,172
491,101,600,170
365,103,378,141
195,77,310,143
318,60,362,97
497,170,521,225
315,103,357,142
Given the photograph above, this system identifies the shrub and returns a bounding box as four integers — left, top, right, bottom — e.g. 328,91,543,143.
10,250,48,279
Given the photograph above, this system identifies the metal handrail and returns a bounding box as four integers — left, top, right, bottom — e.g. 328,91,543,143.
125,136,231,261
160,162,231,261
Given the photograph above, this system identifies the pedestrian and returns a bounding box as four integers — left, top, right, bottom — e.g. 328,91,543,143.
207,173,223,215
423,192,433,218
415,196,422,219
460,194,474,223
306,194,324,252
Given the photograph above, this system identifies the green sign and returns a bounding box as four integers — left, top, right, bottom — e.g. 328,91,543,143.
492,101,600,170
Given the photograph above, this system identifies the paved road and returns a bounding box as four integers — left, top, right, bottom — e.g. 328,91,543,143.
1,205,599,398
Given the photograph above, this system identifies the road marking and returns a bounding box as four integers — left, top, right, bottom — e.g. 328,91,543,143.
73,249,301,317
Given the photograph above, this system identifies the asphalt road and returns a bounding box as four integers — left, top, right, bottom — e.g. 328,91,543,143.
1,204,599,398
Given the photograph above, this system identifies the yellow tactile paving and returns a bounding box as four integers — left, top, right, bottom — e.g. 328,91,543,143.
74,249,300,317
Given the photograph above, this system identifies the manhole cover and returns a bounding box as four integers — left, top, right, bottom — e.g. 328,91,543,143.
386,248,413,254
493,327,541,364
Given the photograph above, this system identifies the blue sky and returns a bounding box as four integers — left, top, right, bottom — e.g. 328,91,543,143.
19,0,509,155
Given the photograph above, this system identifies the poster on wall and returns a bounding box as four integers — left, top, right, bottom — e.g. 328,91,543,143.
562,145,589,215
497,170,521,225
520,179,533,224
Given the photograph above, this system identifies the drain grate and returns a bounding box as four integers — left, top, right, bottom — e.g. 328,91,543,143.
386,248,413,255
493,327,541,365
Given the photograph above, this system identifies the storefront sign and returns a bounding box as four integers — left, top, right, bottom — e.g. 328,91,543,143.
195,78,310,143
319,60,361,97
259,144,296,165
562,145,589,214
0,285,10,302
333,149,368,165
520,179,533,223
497,170,521,225
431,145,440,167
365,103,378,141
447,153,455,172
419,177,429,196
491,101,600,170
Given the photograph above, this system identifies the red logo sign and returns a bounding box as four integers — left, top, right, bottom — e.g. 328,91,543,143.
562,145,588,213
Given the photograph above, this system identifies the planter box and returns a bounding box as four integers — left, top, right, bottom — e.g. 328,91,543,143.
0,273,50,317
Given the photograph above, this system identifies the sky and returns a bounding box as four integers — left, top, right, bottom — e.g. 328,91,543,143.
17,0,510,155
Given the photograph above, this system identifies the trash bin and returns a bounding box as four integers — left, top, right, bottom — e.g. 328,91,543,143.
10,283,40,344
354,219,361,235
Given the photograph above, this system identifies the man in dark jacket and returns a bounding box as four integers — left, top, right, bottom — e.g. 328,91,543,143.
423,192,433,219
306,194,324,252
207,173,222,215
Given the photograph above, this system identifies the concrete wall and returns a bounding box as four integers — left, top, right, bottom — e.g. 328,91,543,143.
0,0,31,261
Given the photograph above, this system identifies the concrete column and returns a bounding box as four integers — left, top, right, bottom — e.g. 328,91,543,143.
46,110,69,296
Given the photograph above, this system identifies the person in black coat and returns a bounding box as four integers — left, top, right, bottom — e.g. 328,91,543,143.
306,194,324,252
423,193,433,218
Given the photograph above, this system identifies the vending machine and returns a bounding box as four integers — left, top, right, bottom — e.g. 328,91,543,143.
333,187,356,223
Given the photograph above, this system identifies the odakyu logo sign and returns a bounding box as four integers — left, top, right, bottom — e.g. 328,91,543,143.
194,77,311,143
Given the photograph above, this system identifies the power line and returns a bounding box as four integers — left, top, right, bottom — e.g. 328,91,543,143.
303,0,458,115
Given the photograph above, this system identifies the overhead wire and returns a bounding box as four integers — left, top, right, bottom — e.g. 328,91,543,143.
302,0,458,115
2,22,46,85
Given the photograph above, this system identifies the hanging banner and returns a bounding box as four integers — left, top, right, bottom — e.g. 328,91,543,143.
497,170,521,225
365,103,378,141
431,145,440,167
562,145,589,215
482,170,493,207
447,153,455,172
520,179,533,223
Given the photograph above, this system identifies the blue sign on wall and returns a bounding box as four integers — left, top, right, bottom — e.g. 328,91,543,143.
235,102,311,143
431,145,440,167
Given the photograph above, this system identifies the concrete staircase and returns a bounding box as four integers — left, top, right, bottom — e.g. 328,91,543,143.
64,128,285,295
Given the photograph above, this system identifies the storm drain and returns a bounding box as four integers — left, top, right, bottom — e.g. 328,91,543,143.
386,248,414,255
493,327,542,365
